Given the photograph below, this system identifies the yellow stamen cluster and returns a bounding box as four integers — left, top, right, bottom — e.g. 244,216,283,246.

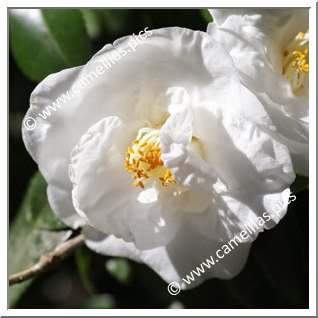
282,30,309,91
125,129,176,189
159,169,176,187
291,49,309,73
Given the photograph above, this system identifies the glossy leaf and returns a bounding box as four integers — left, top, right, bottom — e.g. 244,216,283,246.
27,172,67,230
105,258,132,285
75,246,95,293
41,9,92,66
9,9,67,82
98,9,130,35
200,9,213,23
9,9,92,82
9,172,69,307
80,9,103,40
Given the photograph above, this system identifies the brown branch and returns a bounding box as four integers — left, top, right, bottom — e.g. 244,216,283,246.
9,234,85,286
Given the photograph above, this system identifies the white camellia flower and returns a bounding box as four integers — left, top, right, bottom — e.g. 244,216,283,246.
207,9,309,175
22,27,295,289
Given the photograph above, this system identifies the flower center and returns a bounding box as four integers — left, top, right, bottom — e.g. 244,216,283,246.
282,30,309,92
125,127,176,188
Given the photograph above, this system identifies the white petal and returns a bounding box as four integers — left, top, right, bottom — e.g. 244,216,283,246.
239,83,308,175
87,26,241,126
207,9,309,102
22,26,242,227
239,84,308,148
22,66,87,228
83,226,142,263
208,9,307,63
83,223,252,290
160,88,217,192
242,84,309,175
207,9,309,174
69,116,182,250
194,105,295,188
47,184,85,228
184,103,295,241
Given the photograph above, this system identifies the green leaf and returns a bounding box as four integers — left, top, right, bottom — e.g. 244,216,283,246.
9,9,92,82
75,246,94,293
105,258,132,285
27,172,67,230
80,9,103,40
98,9,130,35
9,171,69,307
200,9,213,23
41,9,92,66
291,172,309,194
9,9,67,82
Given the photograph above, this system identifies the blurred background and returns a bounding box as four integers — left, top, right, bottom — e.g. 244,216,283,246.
9,9,309,309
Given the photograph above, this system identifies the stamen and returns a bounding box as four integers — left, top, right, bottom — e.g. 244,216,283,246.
282,29,309,92
125,128,177,189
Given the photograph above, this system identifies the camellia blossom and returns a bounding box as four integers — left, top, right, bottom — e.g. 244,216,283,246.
207,9,309,175
22,27,295,289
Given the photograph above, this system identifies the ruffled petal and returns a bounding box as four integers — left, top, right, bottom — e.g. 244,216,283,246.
46,183,85,228
22,26,243,227
208,9,308,70
22,66,87,228
184,100,295,241
22,22,298,291
159,29,242,192
207,9,309,175
83,223,252,290
160,88,217,192
207,10,291,92
69,116,182,250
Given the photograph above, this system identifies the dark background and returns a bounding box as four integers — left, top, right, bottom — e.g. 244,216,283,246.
9,9,309,309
